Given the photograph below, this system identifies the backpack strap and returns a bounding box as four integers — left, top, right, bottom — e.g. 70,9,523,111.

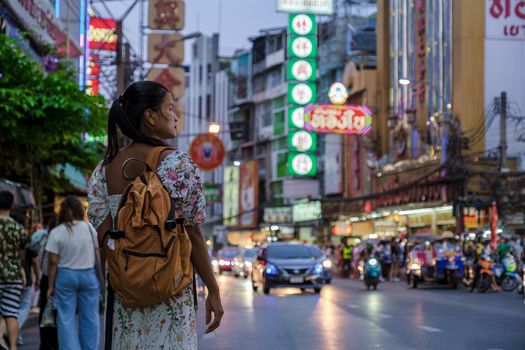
146,146,174,171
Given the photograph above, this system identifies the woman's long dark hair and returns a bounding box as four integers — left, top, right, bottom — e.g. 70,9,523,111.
58,195,85,232
104,81,170,165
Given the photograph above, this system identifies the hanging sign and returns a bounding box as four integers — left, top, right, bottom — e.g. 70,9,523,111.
288,152,317,176
304,104,373,135
148,0,185,30
189,134,225,171
288,82,317,105
328,82,349,105
288,59,316,82
288,106,306,129
288,36,317,58
277,0,334,15
147,67,185,98
288,130,317,152
89,18,118,51
289,13,316,36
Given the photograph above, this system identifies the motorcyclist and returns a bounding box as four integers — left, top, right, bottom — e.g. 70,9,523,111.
470,253,500,292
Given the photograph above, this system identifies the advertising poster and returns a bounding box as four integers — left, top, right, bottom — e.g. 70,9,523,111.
223,166,239,226
239,160,259,228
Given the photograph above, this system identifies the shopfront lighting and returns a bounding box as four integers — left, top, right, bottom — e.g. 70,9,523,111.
233,161,241,167
399,78,411,86
398,205,453,216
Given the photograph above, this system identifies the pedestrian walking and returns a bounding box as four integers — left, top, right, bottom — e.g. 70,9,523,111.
17,223,41,346
38,216,59,350
87,81,223,349
45,196,101,350
0,191,27,350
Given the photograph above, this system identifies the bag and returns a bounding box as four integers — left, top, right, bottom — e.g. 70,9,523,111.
87,223,107,314
103,147,193,308
40,297,56,328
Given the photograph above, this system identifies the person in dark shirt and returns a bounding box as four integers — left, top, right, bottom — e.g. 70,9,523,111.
0,191,27,350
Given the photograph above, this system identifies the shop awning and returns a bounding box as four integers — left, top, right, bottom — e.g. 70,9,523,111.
0,179,35,209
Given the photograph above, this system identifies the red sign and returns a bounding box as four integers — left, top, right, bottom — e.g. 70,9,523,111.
88,18,118,51
415,0,426,102
304,104,372,135
189,134,225,171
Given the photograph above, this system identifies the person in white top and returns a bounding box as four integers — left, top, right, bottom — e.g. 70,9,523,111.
45,195,100,350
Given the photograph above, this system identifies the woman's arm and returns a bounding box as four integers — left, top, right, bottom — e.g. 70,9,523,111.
186,225,224,333
47,253,58,297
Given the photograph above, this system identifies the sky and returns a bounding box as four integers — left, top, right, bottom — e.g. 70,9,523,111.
93,0,288,62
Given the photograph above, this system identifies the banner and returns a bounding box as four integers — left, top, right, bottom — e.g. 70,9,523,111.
223,166,240,227
239,161,259,228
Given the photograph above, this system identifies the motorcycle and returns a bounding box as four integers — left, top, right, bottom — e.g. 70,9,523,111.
364,256,382,290
494,253,522,292
475,255,496,293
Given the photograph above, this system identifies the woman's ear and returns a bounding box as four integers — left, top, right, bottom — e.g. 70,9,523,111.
144,109,157,127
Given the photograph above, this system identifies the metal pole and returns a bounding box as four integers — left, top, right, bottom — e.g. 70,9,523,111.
500,91,507,171
116,20,124,96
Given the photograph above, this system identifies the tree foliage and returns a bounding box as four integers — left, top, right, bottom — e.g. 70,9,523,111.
0,34,108,198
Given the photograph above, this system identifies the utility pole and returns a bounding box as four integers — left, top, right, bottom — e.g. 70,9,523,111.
499,91,507,172
116,20,125,96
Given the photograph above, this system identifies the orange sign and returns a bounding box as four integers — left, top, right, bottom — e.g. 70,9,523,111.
147,67,185,99
148,0,185,30
239,161,259,228
189,134,225,172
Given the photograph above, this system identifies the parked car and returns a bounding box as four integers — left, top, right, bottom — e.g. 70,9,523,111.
232,248,259,278
216,246,241,274
251,243,327,295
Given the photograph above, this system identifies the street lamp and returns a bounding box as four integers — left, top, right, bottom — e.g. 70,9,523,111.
208,122,221,134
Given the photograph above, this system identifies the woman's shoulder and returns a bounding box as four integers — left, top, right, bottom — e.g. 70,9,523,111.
158,149,197,172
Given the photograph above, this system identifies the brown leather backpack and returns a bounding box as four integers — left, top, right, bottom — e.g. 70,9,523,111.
104,147,193,308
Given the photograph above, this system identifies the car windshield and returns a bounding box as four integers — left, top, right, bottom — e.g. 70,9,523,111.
244,248,258,259
220,249,239,258
267,245,314,259
308,246,322,258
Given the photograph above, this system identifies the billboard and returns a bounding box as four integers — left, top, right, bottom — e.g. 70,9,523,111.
239,161,259,228
292,200,322,222
88,18,117,51
223,166,240,227
277,0,334,15
232,52,252,105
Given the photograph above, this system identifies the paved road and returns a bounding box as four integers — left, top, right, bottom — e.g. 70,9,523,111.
20,275,525,350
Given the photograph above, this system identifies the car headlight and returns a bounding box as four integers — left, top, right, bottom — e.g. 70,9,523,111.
212,260,218,266
265,263,280,276
245,261,252,268
313,263,324,275
369,258,378,266
322,260,332,269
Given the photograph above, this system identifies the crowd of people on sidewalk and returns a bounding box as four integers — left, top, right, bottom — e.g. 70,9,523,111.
0,192,101,350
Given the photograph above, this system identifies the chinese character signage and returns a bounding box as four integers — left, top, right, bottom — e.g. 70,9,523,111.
149,0,185,30
288,36,317,58
292,200,322,222
88,18,117,51
288,59,316,82
288,82,317,105
288,152,317,176
288,130,317,152
286,12,317,177
304,104,373,135
277,0,334,15
288,106,306,129
289,13,316,35
147,67,185,98
147,34,184,65
486,0,525,39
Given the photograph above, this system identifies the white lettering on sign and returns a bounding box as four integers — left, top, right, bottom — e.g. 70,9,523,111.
305,105,372,135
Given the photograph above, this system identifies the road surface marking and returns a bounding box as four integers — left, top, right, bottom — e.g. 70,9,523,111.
417,325,443,333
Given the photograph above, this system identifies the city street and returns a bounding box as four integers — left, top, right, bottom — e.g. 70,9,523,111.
21,274,525,350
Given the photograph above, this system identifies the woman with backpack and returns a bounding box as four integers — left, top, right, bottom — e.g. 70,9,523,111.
45,196,101,350
87,81,223,349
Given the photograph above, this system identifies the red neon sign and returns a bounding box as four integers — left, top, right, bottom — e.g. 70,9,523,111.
88,18,118,51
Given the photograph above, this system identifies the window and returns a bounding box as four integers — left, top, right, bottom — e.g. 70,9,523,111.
198,65,203,84
198,96,202,118
206,94,211,118
256,101,272,127
273,110,285,136
253,75,265,94
271,181,283,197
267,68,282,88
277,153,288,177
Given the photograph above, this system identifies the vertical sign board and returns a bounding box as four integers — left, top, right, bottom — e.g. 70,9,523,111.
223,166,239,226
239,160,259,228
287,13,318,177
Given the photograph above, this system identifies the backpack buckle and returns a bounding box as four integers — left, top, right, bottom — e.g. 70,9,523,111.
165,218,184,231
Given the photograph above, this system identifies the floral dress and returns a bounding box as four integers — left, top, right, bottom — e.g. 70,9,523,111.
87,150,206,350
